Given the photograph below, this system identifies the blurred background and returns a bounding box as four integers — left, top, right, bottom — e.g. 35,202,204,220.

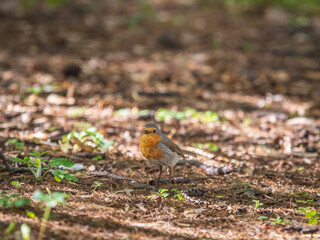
1,0,320,118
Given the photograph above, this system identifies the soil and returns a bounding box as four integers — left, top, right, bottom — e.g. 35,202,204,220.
0,1,320,239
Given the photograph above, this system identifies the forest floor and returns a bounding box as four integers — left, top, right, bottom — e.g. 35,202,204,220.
0,1,320,239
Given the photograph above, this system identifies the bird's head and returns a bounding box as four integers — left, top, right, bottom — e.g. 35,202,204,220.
143,123,161,136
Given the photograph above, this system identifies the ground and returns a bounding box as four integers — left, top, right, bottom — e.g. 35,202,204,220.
0,1,320,239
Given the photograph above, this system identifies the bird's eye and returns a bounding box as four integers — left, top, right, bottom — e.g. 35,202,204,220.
153,129,156,133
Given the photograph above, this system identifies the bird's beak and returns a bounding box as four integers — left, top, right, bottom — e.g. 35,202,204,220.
144,130,149,134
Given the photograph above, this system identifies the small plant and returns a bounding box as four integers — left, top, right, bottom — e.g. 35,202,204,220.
59,127,114,154
296,199,314,204
5,138,25,153
12,181,25,189
148,189,169,200
192,143,219,152
298,207,320,225
27,86,43,94
155,108,220,123
253,200,263,209
52,169,78,182
171,189,185,201
93,181,103,191
0,194,30,208
32,190,69,240
27,211,35,218
4,222,16,240
272,216,291,225
21,223,31,240
92,155,103,161
10,151,77,182
258,216,269,223
11,151,50,180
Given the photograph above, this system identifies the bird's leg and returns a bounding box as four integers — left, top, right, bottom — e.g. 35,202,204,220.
157,165,163,187
169,166,173,184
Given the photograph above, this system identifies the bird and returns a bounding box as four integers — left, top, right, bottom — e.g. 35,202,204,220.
140,123,196,185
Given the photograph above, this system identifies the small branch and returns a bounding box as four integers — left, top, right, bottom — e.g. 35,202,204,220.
178,159,233,176
0,166,32,174
137,91,180,97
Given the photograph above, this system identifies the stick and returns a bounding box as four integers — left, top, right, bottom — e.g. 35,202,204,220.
178,159,233,176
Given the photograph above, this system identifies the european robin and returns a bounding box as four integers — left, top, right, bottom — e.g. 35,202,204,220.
140,123,196,184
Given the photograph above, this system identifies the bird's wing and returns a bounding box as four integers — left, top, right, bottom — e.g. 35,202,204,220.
161,135,186,157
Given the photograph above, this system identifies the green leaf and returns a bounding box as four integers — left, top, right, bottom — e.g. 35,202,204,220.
49,158,74,167
28,151,40,157
54,175,62,182
138,109,150,116
26,211,35,218
32,190,68,208
208,143,219,152
4,222,16,235
306,210,317,218
12,198,30,207
258,216,269,220
159,189,168,193
114,108,130,116
92,155,103,161
10,157,23,162
100,139,114,150
64,173,78,182
175,112,187,120
308,218,318,225
10,194,20,198
32,190,48,202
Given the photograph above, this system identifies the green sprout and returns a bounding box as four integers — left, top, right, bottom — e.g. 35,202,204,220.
298,207,320,225
12,181,25,189
59,127,114,154
252,200,263,209
148,189,169,200
92,155,103,161
155,108,220,123
21,223,31,240
93,181,103,191
32,190,69,240
4,222,16,240
5,138,25,153
258,216,269,223
27,86,43,94
193,143,219,152
272,216,291,225
171,189,185,201
0,194,30,208
10,151,77,182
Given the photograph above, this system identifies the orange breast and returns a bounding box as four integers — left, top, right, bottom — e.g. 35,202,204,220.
140,133,163,160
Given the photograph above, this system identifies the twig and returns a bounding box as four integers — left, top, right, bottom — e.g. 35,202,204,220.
0,166,32,174
178,159,233,176
137,91,180,97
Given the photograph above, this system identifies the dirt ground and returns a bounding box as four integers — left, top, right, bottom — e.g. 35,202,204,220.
0,1,320,239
